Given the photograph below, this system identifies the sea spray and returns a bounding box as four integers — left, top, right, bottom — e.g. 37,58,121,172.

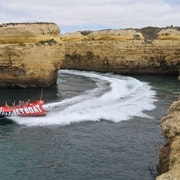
9,70,156,126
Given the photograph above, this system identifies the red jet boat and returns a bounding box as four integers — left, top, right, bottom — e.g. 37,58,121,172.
0,100,47,117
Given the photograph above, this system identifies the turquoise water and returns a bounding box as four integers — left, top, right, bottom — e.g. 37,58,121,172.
0,70,179,180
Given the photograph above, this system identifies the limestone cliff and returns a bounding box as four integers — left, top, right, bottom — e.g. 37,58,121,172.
61,27,180,76
157,100,180,179
0,22,64,88
0,22,60,44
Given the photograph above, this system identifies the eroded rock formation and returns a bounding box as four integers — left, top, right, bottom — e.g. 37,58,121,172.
0,22,64,87
157,100,180,179
61,27,180,76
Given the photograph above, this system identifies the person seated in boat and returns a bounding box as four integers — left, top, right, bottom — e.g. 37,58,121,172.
19,100,24,107
5,101,9,108
12,101,15,107
25,99,30,106
19,100,21,106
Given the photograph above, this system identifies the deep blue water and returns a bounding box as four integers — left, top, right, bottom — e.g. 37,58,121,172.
0,70,179,180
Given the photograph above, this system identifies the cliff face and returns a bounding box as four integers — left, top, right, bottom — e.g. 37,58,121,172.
61,27,180,75
157,100,180,179
0,23,64,88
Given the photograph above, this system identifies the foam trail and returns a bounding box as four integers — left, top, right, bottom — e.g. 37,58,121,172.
9,70,156,126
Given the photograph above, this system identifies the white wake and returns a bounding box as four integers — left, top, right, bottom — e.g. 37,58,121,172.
9,70,156,126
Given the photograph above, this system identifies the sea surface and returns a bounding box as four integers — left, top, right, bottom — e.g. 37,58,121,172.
0,70,179,180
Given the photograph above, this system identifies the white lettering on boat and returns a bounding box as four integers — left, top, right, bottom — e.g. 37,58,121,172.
28,107,34,113
0,109,13,117
24,108,30,113
12,105,43,115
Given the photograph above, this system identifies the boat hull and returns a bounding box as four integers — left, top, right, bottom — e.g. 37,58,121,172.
0,100,47,117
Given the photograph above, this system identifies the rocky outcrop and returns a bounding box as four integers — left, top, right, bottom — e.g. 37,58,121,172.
0,23,64,88
61,27,180,76
157,28,180,40
157,100,180,179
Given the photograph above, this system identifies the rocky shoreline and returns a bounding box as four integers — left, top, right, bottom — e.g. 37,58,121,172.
156,99,180,179
0,24,179,87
